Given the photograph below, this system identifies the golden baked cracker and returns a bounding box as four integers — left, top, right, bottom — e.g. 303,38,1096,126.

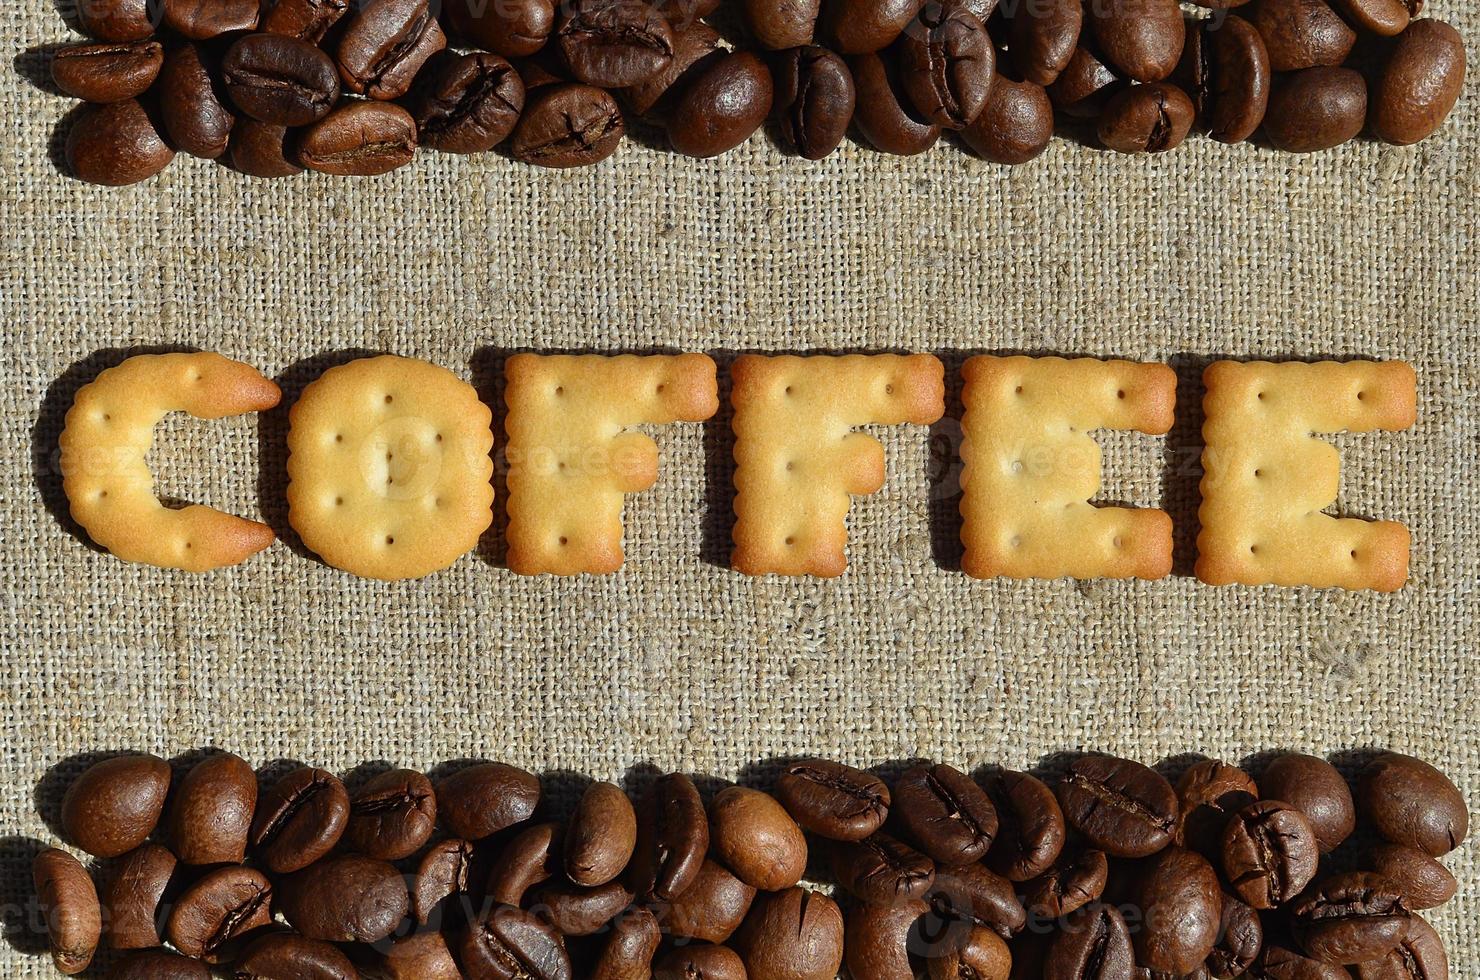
959,355,1176,581
504,353,719,575
1197,359,1417,592
59,352,281,572
731,353,945,577
287,355,493,580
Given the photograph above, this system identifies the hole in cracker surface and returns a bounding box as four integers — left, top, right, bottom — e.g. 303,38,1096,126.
784,536,795,546
386,536,395,545
385,394,394,404
559,536,568,546
1117,390,1125,399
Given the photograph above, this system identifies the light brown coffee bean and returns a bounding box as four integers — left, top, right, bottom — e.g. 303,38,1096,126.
708,785,808,891
1371,19,1466,146
51,41,163,102
167,752,257,865
567,781,638,887
101,843,175,950
34,849,101,976
61,754,171,858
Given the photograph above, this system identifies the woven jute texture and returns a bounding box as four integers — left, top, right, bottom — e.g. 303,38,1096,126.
3,0,1478,973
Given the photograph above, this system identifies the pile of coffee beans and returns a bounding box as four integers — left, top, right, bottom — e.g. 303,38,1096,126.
42,0,1468,184
28,748,1468,978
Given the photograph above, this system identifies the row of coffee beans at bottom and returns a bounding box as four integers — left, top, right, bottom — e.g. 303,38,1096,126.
28,748,1467,978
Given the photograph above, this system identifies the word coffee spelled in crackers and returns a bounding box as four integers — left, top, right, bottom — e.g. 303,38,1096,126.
60,352,282,572
504,353,719,575
287,355,494,580
1198,360,1417,592
960,356,1176,581
731,354,945,577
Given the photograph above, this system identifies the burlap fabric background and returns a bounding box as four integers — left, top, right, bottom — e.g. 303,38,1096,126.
3,0,1478,973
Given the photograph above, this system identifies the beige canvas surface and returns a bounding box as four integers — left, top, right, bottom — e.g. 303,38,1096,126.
3,0,1478,973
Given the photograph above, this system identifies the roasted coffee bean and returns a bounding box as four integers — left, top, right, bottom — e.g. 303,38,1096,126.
337,0,447,100
821,0,924,54
165,865,273,961
557,0,676,88
61,754,171,859
1328,0,1411,36
487,821,563,905
33,848,100,976
412,837,475,923
510,83,625,167
928,861,1026,938
1132,847,1222,975
78,0,154,41
530,879,635,936
1256,942,1354,979
833,831,936,905
1175,761,1259,859
168,752,257,865
843,898,929,980
1208,892,1263,979
222,33,340,126
414,51,525,154
460,905,573,980
1097,81,1196,152
1048,39,1124,118
1180,15,1271,143
1358,754,1467,857
447,0,556,58
849,51,941,154
666,51,774,157
776,758,889,840
1087,0,1184,82
746,0,820,49
1007,0,1082,86
773,45,857,158
110,951,210,980
101,843,175,950
1056,755,1178,857
1044,902,1135,980
983,769,1065,881
235,932,358,979
891,763,998,866
960,74,1054,164
930,924,1012,980
344,768,437,858
383,930,466,980
277,854,409,943
1262,66,1366,152
1221,800,1319,909
622,20,723,118
162,0,262,39
628,770,708,901
1260,754,1356,853
731,887,845,980
158,43,235,159
899,2,994,129
1371,20,1466,146
227,120,301,176
249,766,349,874
1351,913,1447,980
263,0,349,42
1247,0,1355,72
1021,848,1108,919
51,41,163,103
1291,872,1411,966
590,907,661,980
66,97,175,183
655,944,749,980
708,785,808,891
663,857,756,942
1362,843,1457,910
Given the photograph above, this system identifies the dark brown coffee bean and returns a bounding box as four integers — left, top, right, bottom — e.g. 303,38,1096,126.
447,0,555,57
1351,914,1447,980
165,865,273,961
61,754,171,859
843,898,928,980
1256,942,1355,979
168,752,257,865
1358,754,1467,857
849,51,941,154
833,831,936,905
34,848,101,976
773,44,856,158
708,786,808,892
898,1,994,128
1056,755,1178,857
510,82,626,167
1221,800,1319,909
731,887,845,980
1362,844,1456,910
891,763,997,866
78,0,154,41
557,0,675,88
227,119,301,176
775,758,888,840
110,951,209,980
661,858,755,942
337,0,447,99
1021,848,1108,919
960,74,1054,163
412,838,475,923
1183,15,1271,143
383,930,466,980
666,51,774,157
1208,892,1263,979
655,943,748,980
249,766,348,874
488,821,563,905
461,905,573,980
277,854,409,943
235,932,358,979
1088,0,1184,82
1328,0,1410,36
263,0,349,42
622,20,722,118
1044,902,1135,980
1007,0,1082,85
1371,19,1466,146
746,0,820,49
344,768,437,858
1097,81,1195,152
1048,39,1124,117
1175,761,1259,860
629,770,709,902
983,769,1065,882
158,43,235,159
51,41,163,102
590,907,661,980
1247,0,1355,72
928,861,1026,938
162,0,261,38
101,843,175,950
66,96,174,185
414,51,525,154
439,763,540,842
1262,66,1366,152
1131,847,1222,975
1260,754,1356,853
822,0,924,53
652,0,721,24
1291,872,1411,966
222,33,340,126
929,924,1012,980
530,878,634,936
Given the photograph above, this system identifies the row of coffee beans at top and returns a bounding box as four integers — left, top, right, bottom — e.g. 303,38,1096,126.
29,747,1467,978
44,0,1467,184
